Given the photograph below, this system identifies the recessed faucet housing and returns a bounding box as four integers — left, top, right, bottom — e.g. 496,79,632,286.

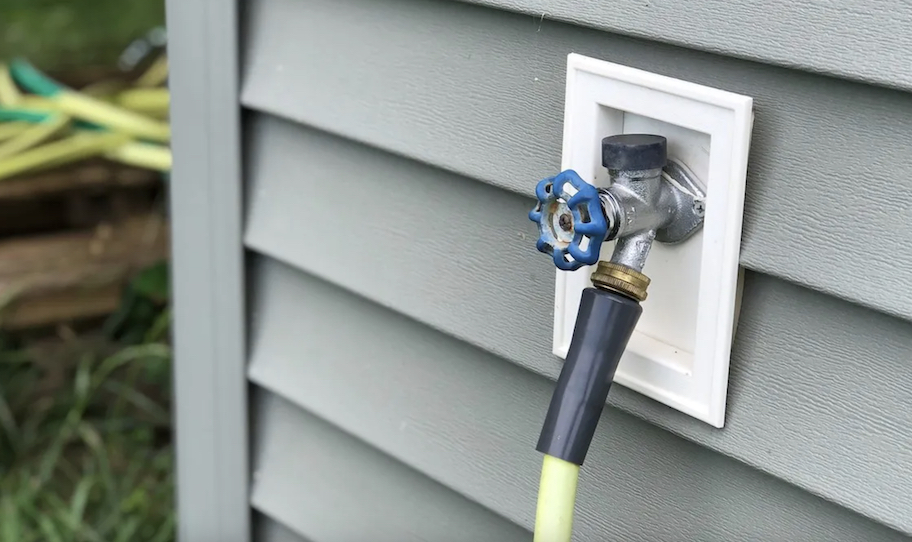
531,55,754,542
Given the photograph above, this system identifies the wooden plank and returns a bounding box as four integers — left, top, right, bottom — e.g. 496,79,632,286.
0,160,160,201
0,160,161,236
3,283,125,329
0,213,169,329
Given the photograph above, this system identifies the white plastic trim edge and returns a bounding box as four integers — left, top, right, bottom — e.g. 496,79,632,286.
553,53,754,428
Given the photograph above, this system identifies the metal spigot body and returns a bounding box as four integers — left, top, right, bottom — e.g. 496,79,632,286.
530,134,706,300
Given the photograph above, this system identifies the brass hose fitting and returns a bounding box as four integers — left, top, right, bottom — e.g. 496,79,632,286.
590,261,650,302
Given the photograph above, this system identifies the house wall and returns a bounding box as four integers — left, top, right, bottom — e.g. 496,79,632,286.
169,0,912,539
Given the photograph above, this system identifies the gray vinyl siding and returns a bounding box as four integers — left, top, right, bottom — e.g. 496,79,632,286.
167,0,248,539
241,0,912,323
458,0,912,91
245,113,912,536
169,0,912,539
250,390,529,541
247,256,907,542
255,515,310,542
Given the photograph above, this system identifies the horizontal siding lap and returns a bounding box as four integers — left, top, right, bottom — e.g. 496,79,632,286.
458,0,912,91
255,514,311,542
241,0,912,322
251,388,529,541
242,114,912,534
243,114,554,366
247,256,910,541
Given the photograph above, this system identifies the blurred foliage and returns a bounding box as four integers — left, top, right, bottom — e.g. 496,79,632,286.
105,261,170,346
0,0,165,72
0,263,174,541
0,0,172,537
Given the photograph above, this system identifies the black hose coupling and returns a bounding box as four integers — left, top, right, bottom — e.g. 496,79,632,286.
536,287,642,465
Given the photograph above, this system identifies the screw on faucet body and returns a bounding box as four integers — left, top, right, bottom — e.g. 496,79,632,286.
692,199,706,218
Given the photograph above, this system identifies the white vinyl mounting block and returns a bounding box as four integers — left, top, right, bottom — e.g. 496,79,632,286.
554,53,753,427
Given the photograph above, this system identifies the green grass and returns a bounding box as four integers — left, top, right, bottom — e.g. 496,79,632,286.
0,0,165,72
0,262,175,542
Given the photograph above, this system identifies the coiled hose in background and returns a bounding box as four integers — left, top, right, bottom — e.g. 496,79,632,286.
0,56,171,181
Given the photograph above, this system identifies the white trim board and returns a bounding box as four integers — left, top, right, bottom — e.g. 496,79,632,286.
553,54,753,427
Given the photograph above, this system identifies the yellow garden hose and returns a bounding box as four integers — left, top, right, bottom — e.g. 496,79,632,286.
0,132,129,181
104,141,172,172
0,64,22,105
10,59,170,142
54,91,170,141
534,455,580,542
0,122,29,141
15,95,60,112
532,285,644,541
80,79,129,98
115,88,170,117
135,55,169,88
0,114,70,160
0,56,173,178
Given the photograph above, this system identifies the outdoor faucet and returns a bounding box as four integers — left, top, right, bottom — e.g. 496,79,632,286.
530,134,705,301
529,134,706,466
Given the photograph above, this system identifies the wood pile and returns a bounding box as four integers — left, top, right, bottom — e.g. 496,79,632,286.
0,161,167,329
0,64,169,330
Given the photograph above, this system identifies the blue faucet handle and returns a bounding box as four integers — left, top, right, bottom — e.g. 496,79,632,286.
528,169,609,271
